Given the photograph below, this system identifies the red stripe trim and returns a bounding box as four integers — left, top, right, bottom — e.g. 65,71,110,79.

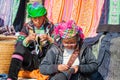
19,32,27,36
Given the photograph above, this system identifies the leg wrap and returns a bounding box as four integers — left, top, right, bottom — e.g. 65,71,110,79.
7,53,23,80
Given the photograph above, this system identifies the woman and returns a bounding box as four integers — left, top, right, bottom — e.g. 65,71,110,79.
39,20,98,80
7,2,54,80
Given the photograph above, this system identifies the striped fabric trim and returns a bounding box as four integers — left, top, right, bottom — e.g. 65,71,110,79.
12,54,23,61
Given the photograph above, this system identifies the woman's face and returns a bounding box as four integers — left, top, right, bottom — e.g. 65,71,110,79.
62,37,77,49
31,16,45,28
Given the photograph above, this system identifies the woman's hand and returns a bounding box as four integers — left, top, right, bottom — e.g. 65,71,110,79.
25,33,36,42
71,65,79,74
39,34,54,43
58,64,70,72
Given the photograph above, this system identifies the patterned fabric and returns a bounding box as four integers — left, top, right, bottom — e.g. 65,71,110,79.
88,0,105,37
99,0,110,25
0,0,20,35
108,0,120,24
45,0,105,37
99,0,120,25
0,0,20,27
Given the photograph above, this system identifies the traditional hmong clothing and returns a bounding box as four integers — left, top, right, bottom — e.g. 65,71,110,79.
7,21,54,80
40,20,98,80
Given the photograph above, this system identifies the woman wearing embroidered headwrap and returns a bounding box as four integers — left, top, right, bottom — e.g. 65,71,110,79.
7,2,54,80
39,20,98,80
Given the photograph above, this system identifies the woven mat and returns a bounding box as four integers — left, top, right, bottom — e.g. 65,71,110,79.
0,35,17,40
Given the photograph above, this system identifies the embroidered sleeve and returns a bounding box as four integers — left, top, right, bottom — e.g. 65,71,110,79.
17,23,32,47
17,32,27,42
23,38,29,47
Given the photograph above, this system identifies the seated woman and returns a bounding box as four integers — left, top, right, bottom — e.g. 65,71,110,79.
39,20,98,80
7,2,54,80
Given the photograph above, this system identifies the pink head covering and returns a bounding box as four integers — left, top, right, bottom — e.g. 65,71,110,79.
54,20,84,39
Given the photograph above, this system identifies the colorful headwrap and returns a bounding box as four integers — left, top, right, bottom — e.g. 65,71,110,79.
54,20,84,39
27,2,47,18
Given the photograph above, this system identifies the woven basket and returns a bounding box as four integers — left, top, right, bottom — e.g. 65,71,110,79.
0,35,17,74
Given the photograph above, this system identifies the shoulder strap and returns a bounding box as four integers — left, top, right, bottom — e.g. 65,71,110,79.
66,42,88,67
67,49,80,67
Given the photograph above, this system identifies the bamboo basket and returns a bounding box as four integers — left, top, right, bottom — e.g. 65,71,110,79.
0,35,17,74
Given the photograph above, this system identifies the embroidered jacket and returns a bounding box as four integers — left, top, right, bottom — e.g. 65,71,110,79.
16,21,54,58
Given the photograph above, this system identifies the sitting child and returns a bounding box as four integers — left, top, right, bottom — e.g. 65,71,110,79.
39,20,98,80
